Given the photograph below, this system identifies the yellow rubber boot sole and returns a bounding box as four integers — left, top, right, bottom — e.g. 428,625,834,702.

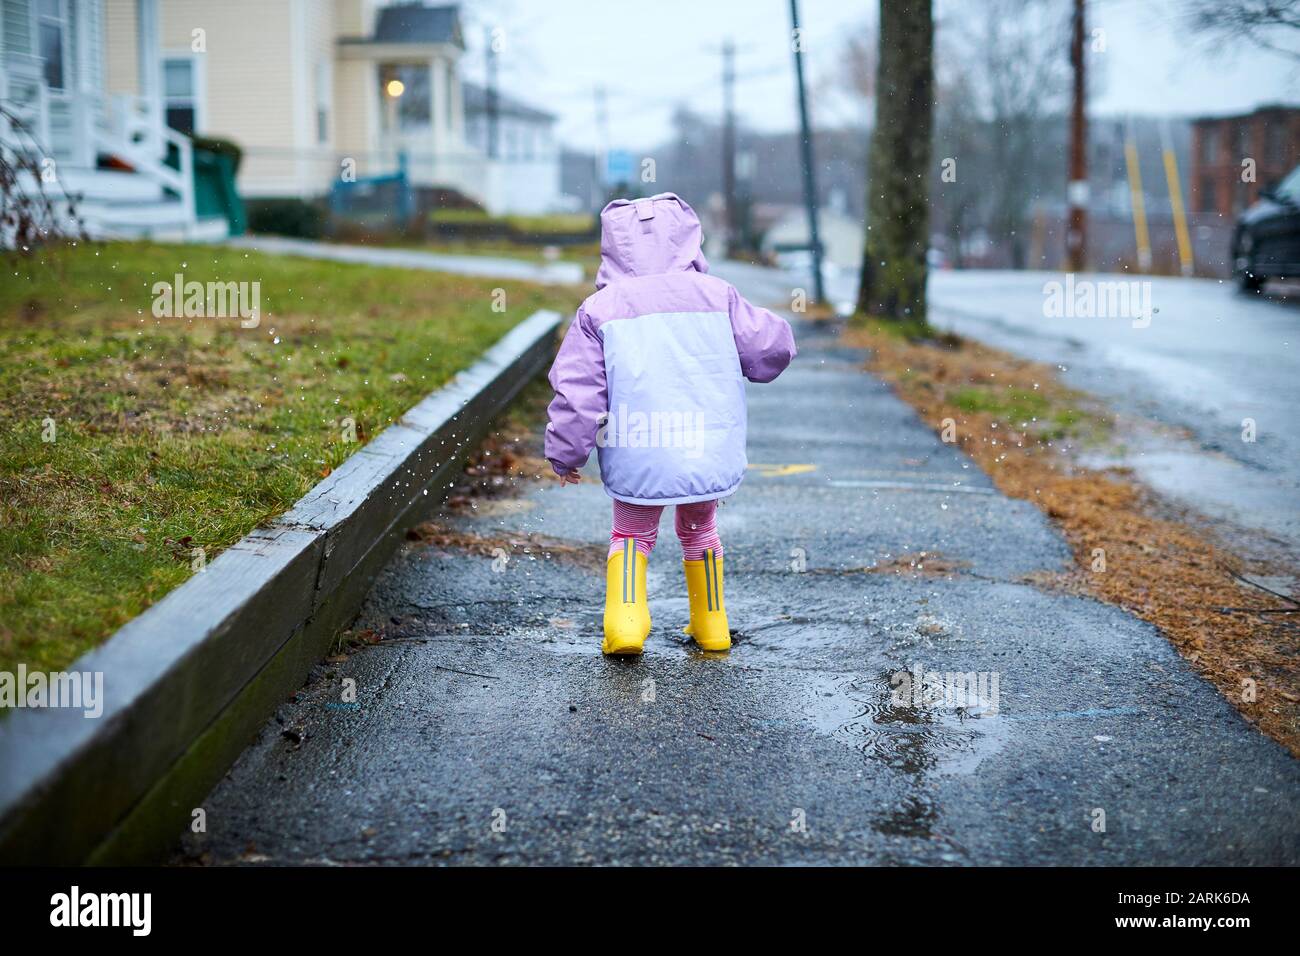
603,539,650,655
683,549,730,651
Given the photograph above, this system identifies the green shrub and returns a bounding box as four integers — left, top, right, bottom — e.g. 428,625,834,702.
427,209,597,243
504,213,595,235
246,198,328,238
189,135,243,172
428,208,492,225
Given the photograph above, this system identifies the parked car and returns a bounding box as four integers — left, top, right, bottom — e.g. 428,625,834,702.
1233,164,1300,292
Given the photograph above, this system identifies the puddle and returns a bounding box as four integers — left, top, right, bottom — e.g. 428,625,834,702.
809,672,1005,778
805,670,1007,842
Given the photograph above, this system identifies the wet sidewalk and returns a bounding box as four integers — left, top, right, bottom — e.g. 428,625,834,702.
185,299,1300,865
224,235,585,286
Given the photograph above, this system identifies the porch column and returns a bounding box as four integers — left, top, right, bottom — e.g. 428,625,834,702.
136,0,163,147
448,67,463,151
73,0,96,166
430,56,447,172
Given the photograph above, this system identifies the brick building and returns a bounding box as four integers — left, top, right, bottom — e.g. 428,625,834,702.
1190,104,1300,217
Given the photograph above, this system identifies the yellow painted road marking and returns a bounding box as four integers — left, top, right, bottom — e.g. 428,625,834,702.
746,463,817,478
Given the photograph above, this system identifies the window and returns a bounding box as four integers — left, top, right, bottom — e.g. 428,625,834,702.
1198,175,1216,214
378,64,430,130
1276,166,1300,205
445,70,454,132
315,60,330,143
1266,123,1287,167
1200,127,1219,166
38,0,66,91
163,57,198,134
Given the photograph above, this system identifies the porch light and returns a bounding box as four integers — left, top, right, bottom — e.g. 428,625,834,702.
385,79,405,98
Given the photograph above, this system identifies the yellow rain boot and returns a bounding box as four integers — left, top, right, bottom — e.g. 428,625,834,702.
603,538,650,655
682,548,730,651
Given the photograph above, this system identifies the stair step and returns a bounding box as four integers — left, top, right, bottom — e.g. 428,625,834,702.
76,199,190,225
88,216,229,242
60,168,166,202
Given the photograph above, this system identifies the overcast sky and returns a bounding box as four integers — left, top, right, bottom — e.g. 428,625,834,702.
455,0,1300,152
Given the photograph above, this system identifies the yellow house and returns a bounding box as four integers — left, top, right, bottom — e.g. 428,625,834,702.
104,0,471,200
0,0,560,236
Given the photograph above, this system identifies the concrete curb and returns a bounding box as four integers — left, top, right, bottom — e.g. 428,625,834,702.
0,308,566,864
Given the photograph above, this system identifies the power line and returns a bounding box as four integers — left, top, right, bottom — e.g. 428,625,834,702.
1067,0,1088,271
723,38,737,250
486,26,500,160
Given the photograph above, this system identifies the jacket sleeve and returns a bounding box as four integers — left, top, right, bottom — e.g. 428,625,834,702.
544,307,607,475
728,285,796,383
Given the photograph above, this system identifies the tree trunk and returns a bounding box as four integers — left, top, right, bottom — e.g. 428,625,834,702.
857,0,934,324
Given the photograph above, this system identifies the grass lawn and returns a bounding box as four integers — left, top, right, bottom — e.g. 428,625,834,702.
0,241,578,675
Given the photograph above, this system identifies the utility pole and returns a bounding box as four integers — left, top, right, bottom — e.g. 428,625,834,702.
1066,0,1088,272
721,38,737,254
789,0,825,304
1123,116,1152,272
485,26,499,160
1160,118,1195,277
593,83,610,200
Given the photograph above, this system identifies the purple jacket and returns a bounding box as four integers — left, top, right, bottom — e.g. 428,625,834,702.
545,193,796,505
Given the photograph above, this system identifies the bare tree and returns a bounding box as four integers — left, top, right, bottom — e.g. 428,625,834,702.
936,0,1070,268
931,57,984,268
1181,0,1300,59
0,105,85,250
839,20,877,106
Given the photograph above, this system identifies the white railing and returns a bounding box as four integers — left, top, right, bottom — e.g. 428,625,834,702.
100,93,195,227
67,93,97,168
1,83,196,234
392,127,487,204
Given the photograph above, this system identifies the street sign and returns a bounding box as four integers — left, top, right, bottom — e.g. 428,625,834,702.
604,149,634,185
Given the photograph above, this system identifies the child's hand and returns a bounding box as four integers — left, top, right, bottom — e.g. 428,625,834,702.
555,469,582,485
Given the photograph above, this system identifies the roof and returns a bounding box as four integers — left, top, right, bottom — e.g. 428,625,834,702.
1190,103,1300,125
462,82,556,124
371,3,464,47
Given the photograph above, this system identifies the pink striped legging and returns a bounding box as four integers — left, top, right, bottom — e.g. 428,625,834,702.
609,499,722,561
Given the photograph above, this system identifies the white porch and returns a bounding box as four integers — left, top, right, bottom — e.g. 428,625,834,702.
0,0,218,240
336,36,495,209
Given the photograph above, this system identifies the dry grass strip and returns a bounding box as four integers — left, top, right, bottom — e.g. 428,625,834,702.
844,321,1299,755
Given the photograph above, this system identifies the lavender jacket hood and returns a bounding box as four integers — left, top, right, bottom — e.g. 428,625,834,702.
544,192,796,504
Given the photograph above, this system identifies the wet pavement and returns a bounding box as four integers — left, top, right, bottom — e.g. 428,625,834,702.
921,271,1300,558
186,276,1300,866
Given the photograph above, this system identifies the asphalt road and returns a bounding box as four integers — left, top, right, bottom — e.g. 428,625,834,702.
797,264,1300,557
926,272,1300,557
184,278,1300,865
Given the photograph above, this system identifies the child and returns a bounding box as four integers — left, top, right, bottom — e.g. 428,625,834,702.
545,193,796,655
